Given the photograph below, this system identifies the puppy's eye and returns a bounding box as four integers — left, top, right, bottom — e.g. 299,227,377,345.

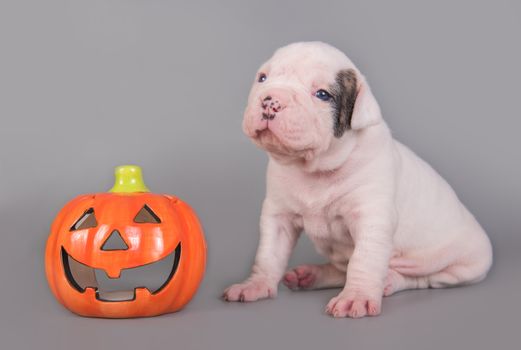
258,73,267,83
315,89,333,101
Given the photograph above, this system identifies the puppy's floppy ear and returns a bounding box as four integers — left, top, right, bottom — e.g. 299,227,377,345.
332,69,382,136
350,73,382,130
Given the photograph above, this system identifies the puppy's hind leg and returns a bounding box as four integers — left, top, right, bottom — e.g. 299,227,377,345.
384,258,491,296
426,259,490,288
386,232,492,296
383,269,429,296
283,263,346,290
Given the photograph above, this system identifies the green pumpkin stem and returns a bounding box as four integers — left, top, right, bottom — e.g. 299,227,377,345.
109,165,150,193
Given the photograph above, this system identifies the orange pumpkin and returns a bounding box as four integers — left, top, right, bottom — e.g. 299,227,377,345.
45,165,206,318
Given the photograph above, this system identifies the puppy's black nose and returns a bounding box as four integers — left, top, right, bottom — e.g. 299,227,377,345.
261,95,283,121
262,112,275,120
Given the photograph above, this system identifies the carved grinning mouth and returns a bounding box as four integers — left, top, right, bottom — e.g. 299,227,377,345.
61,244,181,302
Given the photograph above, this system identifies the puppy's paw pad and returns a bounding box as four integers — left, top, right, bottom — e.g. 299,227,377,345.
325,292,382,318
223,280,276,302
283,265,319,290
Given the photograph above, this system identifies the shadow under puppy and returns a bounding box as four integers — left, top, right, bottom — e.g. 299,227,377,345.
223,42,492,318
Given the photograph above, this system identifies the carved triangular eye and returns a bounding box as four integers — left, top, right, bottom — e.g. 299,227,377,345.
70,208,97,231
134,205,161,223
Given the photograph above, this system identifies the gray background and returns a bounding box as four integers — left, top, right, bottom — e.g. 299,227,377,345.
1,0,520,349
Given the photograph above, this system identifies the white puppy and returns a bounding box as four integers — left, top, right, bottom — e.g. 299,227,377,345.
223,42,493,318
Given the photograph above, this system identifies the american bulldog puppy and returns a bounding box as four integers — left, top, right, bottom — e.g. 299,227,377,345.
223,42,492,318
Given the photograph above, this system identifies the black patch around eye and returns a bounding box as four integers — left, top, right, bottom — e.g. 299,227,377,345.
330,69,358,138
134,205,161,223
70,208,97,231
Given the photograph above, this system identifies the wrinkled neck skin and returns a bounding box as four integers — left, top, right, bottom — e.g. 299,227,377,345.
267,122,392,176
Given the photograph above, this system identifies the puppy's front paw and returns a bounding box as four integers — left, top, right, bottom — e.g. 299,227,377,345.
325,290,382,318
223,279,277,302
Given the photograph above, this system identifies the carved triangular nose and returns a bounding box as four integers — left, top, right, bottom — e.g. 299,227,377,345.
101,230,129,251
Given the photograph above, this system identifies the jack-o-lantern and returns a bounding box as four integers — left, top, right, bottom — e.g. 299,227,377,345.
45,165,206,318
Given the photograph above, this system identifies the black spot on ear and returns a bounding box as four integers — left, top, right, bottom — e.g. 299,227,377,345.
330,69,357,138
